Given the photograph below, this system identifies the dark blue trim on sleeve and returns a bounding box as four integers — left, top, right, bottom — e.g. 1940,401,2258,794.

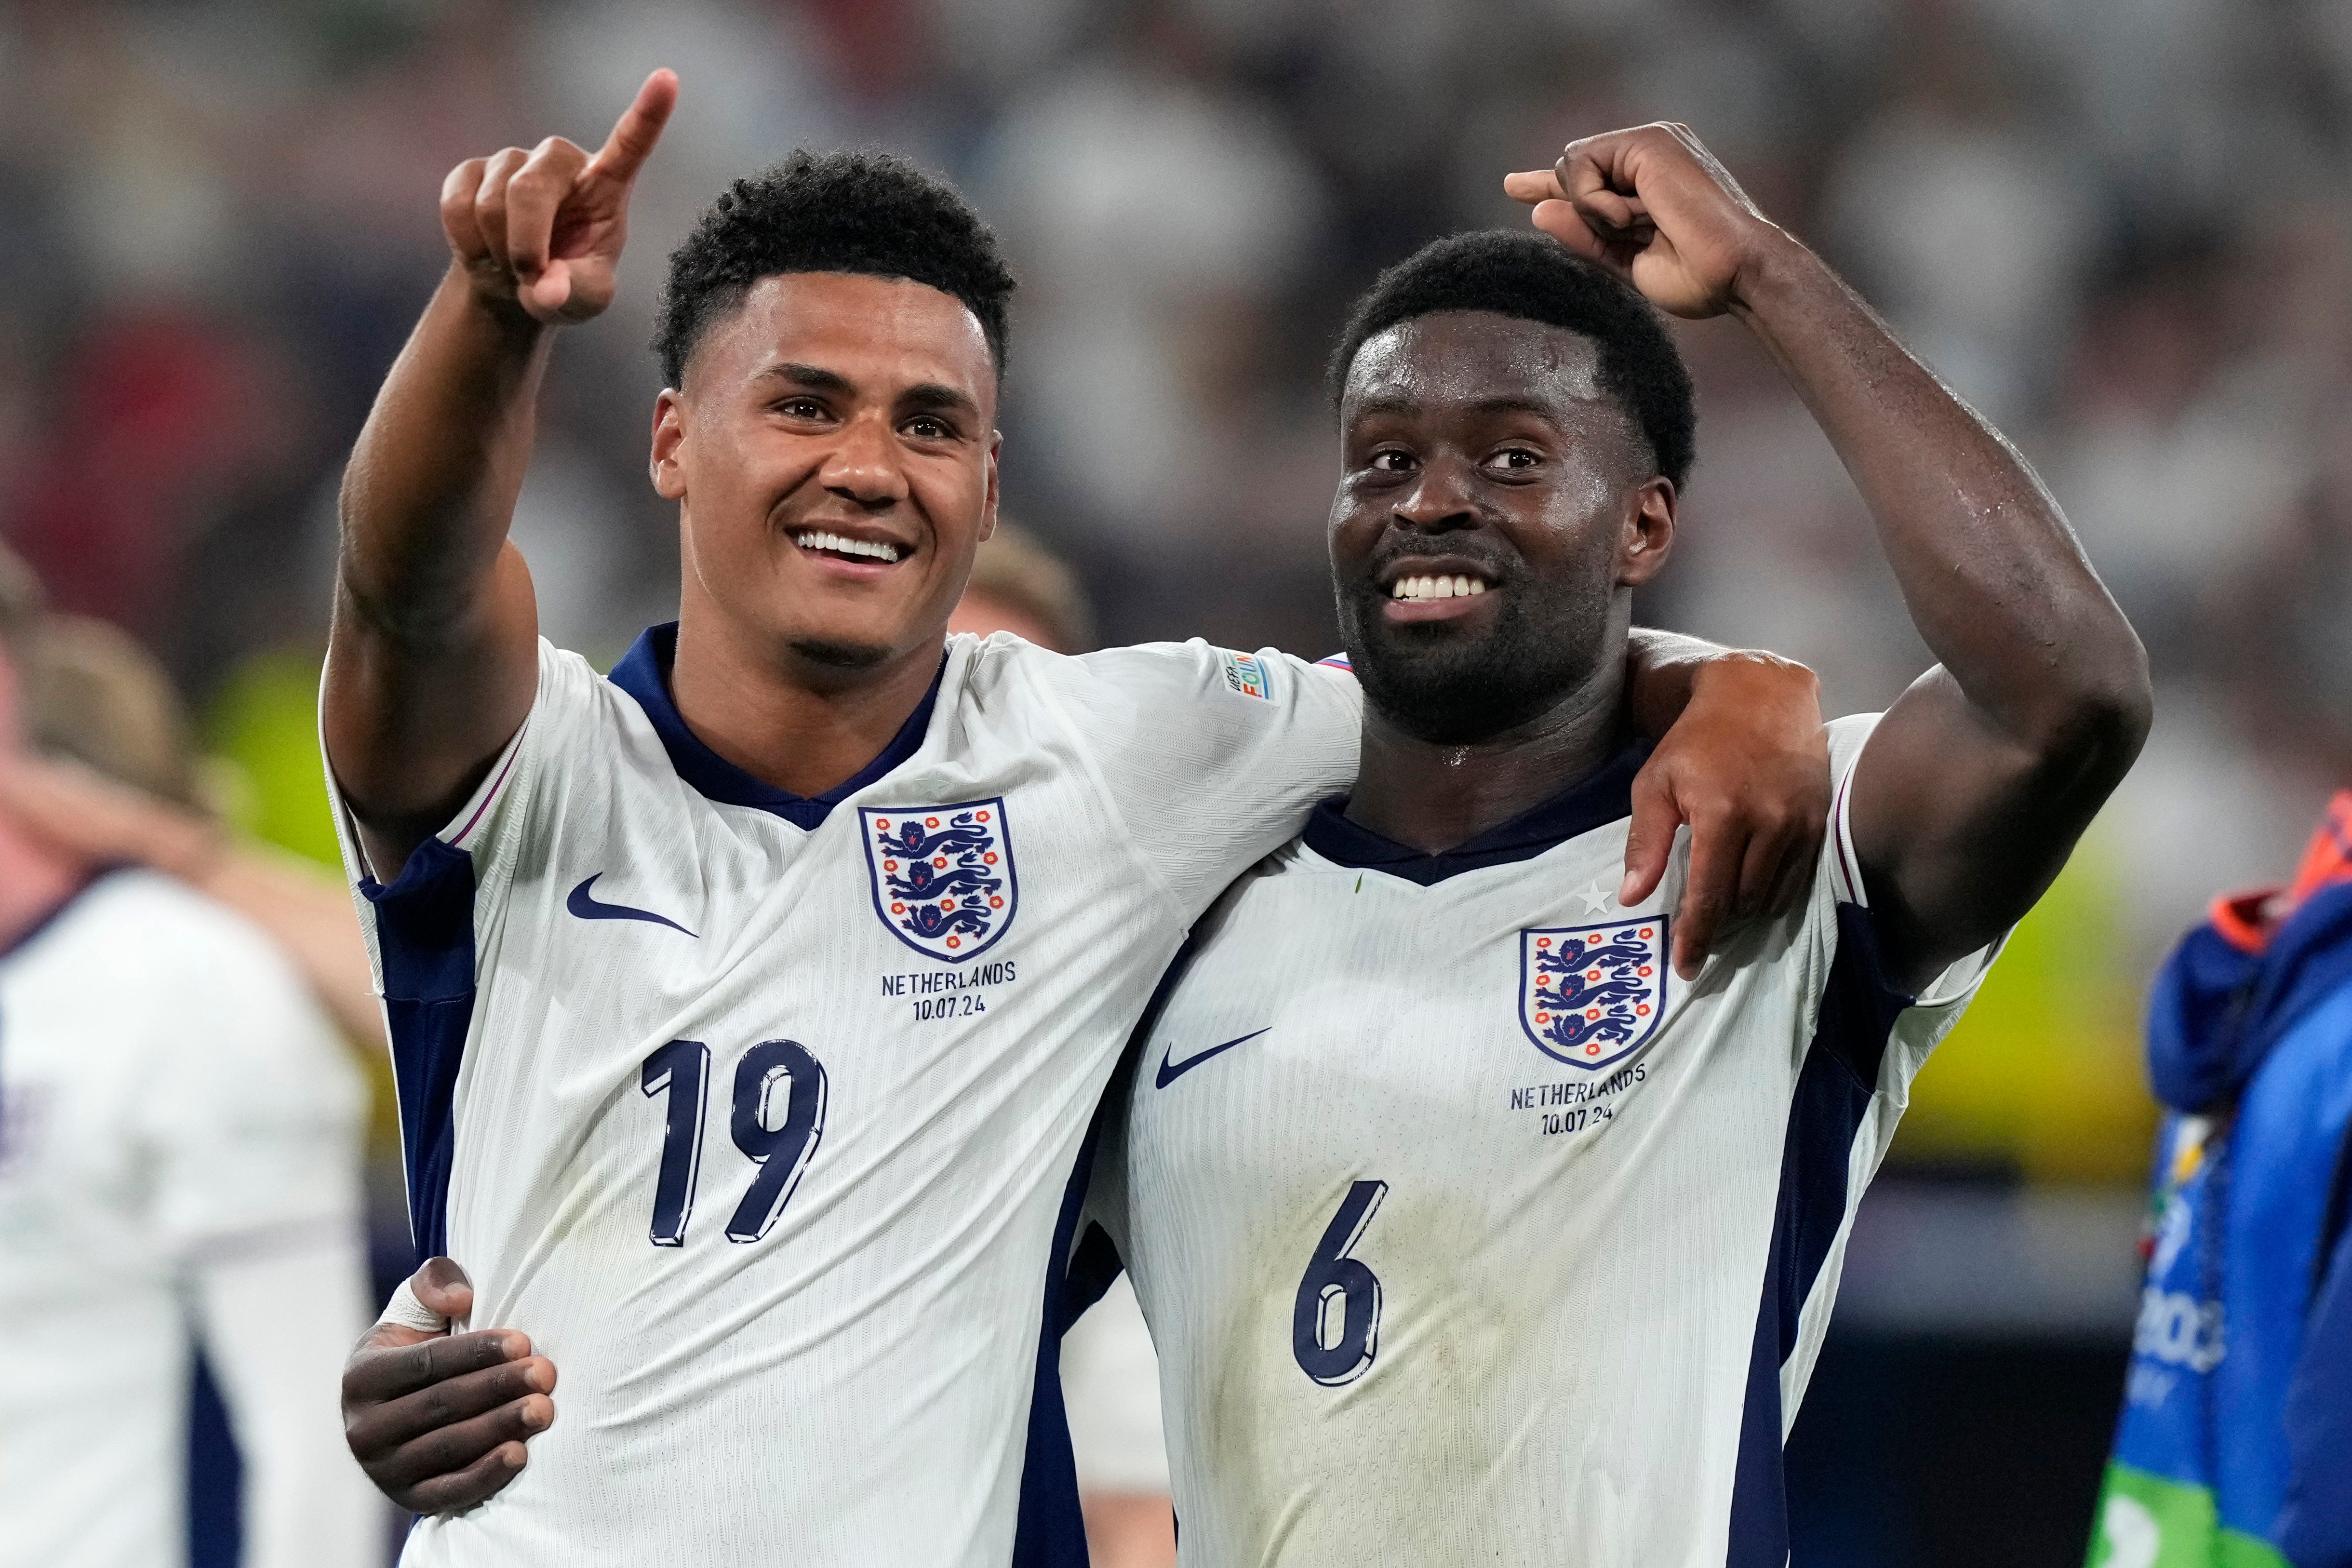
1011,1103,1109,1568
361,837,480,1263
607,623,943,829
1300,739,1652,886
1725,903,1913,1566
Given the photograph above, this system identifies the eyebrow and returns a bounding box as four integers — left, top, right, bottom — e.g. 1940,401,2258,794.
754,363,980,419
899,382,982,419
757,362,854,394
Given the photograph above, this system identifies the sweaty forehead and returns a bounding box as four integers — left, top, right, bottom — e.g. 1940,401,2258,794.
1343,310,1607,420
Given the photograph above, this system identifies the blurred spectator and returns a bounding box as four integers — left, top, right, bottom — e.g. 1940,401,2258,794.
2087,789,2352,1567
1822,13,2096,425
949,521,1100,654
0,549,381,1568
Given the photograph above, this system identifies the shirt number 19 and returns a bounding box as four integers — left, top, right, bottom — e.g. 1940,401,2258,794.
639,1038,829,1248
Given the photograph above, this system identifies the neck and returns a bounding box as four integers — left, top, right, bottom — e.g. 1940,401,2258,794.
0,812,86,954
1344,661,1628,856
668,611,941,799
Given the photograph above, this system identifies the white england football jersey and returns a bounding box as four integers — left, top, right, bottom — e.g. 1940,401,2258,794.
0,871,367,1568
1087,715,2003,1568
332,624,1358,1568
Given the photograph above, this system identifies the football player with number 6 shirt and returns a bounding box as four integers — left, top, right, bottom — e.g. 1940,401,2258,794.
322,74,1827,1568
1073,128,2153,1567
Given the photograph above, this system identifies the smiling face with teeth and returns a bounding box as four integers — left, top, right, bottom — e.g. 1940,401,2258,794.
650,271,1000,689
1329,308,1676,747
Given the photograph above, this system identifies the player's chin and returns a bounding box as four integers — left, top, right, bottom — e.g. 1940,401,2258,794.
785,634,896,672
788,593,957,673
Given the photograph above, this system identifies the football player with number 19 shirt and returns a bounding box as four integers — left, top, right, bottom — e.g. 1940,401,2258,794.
1082,126,2153,1567
321,77,1821,1567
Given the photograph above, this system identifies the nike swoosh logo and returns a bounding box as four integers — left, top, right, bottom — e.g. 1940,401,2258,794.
1155,1028,1270,1089
566,875,697,938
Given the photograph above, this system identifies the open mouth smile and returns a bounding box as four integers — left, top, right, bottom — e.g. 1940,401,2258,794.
791,529,907,566
1377,559,1501,623
1390,572,1489,601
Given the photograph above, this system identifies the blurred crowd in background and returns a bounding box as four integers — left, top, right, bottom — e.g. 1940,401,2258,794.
2,0,2348,1562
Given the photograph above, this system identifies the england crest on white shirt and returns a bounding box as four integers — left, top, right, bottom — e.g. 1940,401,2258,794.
1518,916,1668,1069
860,800,1018,962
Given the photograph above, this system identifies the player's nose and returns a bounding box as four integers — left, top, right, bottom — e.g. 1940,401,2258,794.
818,413,911,510
1390,452,1483,534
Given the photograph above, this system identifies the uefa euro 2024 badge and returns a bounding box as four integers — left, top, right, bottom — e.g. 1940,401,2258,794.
1519,916,1669,1069
860,800,1018,963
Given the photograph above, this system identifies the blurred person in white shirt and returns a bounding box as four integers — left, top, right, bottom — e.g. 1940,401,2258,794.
0,548,382,1568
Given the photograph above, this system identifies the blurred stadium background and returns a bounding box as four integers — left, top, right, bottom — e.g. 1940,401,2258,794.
4,0,2347,1563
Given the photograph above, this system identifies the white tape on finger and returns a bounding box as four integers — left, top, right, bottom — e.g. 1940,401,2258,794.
378,1276,451,1334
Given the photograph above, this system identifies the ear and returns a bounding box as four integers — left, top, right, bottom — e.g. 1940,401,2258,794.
1615,477,1676,588
976,430,1002,545
650,389,687,500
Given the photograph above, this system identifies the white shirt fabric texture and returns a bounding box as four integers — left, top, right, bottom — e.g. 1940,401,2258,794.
331,627,1358,1568
0,870,379,1568
1086,714,2005,1568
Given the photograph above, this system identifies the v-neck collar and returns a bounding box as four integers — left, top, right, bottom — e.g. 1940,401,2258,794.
606,623,944,830
1301,739,1650,886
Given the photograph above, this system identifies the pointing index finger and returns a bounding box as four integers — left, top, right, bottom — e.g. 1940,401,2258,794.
587,68,678,183
1503,168,1564,206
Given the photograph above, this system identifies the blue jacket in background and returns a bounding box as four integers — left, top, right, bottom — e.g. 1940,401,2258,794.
2088,792,2352,1568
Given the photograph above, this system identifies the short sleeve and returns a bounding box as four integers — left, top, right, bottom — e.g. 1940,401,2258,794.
138,899,366,1257
1819,712,2008,1087
324,637,599,906
1042,641,1362,916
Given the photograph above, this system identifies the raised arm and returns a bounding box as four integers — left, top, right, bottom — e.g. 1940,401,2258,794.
323,71,674,875
1511,125,2151,992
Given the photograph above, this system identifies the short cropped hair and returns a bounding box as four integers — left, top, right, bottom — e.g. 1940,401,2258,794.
653,150,1016,390
1327,230,1696,490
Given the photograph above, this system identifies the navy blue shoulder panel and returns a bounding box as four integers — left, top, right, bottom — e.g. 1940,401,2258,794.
361,837,480,1263
1009,926,1211,1568
1055,925,1209,1326
1725,902,1913,1566
1012,1102,1109,1568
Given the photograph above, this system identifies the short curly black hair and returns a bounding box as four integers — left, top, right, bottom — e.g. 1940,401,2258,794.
1327,230,1696,490
652,149,1016,390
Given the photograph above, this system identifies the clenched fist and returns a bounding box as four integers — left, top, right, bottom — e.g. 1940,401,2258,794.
442,68,677,324
1503,123,1792,320
342,1258,558,1515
